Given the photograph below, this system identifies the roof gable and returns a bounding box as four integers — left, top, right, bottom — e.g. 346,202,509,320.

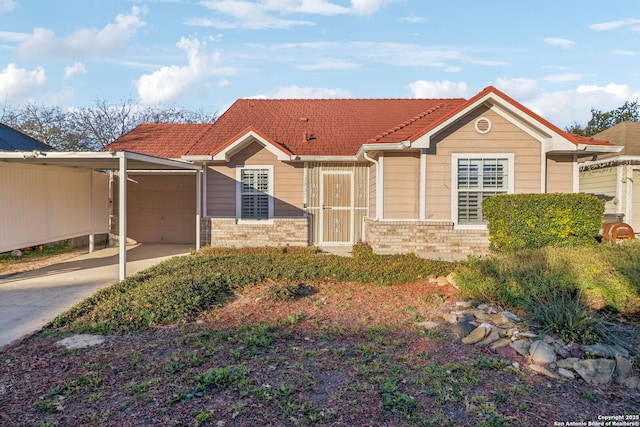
409,86,617,152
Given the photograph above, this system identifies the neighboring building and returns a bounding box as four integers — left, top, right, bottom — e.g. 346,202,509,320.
579,122,640,235
0,123,54,152
105,86,620,256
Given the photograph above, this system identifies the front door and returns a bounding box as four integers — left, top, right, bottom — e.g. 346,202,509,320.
321,172,353,244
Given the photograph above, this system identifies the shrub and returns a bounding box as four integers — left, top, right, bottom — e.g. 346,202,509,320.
483,193,604,251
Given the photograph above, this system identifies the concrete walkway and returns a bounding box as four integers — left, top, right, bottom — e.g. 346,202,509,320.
0,244,191,350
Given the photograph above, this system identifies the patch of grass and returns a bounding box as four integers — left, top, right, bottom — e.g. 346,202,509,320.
454,244,640,344
47,247,453,334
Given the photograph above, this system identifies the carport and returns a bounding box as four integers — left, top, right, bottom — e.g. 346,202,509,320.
0,150,202,281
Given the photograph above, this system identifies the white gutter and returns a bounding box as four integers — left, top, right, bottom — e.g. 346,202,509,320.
576,144,623,153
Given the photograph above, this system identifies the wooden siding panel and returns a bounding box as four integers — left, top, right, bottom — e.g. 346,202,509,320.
546,155,574,193
383,152,419,219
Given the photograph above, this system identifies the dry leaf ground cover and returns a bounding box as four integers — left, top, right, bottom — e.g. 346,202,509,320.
0,246,639,427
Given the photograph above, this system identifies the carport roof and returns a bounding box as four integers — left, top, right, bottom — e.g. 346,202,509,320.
0,150,201,171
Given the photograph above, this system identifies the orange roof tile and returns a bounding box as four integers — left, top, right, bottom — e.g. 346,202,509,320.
105,90,616,158
103,123,212,158
185,98,467,156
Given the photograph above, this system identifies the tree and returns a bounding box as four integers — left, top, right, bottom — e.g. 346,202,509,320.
566,100,640,136
0,99,218,151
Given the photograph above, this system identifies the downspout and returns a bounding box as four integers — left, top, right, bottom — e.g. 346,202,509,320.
363,151,380,221
362,151,379,244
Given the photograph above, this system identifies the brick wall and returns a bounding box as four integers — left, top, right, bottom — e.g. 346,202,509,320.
364,218,489,257
201,218,310,247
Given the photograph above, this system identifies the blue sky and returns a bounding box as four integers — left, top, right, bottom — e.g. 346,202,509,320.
0,0,639,128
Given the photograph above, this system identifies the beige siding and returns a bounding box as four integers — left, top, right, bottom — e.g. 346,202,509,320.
579,167,619,215
546,155,574,193
0,163,109,252
632,169,640,233
206,141,305,217
426,108,542,220
383,152,419,219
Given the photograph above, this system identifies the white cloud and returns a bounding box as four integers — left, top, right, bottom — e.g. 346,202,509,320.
613,49,639,56
64,62,87,78
350,0,395,15
135,37,237,105
588,18,640,31
194,1,318,29
16,7,146,59
493,77,540,101
0,63,46,102
544,72,586,83
295,60,360,71
0,31,28,43
0,0,16,15
192,0,397,29
525,83,639,128
260,85,352,98
218,78,230,88
407,80,468,98
543,37,575,49
399,15,426,24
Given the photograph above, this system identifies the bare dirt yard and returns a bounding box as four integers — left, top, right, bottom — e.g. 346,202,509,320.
1,270,638,427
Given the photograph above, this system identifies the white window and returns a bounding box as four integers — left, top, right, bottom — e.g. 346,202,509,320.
236,166,274,220
452,154,514,227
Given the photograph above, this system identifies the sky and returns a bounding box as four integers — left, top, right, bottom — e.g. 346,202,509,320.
0,0,639,129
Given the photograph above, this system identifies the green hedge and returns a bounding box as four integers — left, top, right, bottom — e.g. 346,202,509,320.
483,193,604,251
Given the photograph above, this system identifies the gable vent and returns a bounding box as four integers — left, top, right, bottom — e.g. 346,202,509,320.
475,117,492,134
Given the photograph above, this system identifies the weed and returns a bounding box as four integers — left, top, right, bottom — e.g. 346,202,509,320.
35,399,63,414
194,411,212,424
474,357,511,370
263,282,314,302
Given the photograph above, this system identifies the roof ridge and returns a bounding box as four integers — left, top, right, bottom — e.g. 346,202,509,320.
367,104,447,142
182,123,216,155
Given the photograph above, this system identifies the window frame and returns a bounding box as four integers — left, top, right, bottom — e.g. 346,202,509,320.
451,153,514,229
235,165,274,221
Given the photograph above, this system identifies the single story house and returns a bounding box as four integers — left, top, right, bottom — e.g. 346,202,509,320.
579,122,640,235
105,86,621,256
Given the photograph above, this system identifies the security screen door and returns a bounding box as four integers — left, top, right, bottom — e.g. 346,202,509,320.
321,172,353,244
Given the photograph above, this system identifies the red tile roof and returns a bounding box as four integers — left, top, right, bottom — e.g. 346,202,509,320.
104,87,616,158
186,98,467,156
103,123,212,158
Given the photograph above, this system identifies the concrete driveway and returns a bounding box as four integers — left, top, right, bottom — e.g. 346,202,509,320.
0,244,191,350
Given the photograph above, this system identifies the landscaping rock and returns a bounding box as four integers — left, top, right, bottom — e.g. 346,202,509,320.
451,321,476,338
529,340,556,366
615,356,634,381
461,324,491,344
489,338,512,350
528,364,560,379
573,359,616,385
556,357,581,370
55,334,105,350
509,339,531,356
622,376,640,389
583,344,629,359
476,329,501,346
557,368,575,379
